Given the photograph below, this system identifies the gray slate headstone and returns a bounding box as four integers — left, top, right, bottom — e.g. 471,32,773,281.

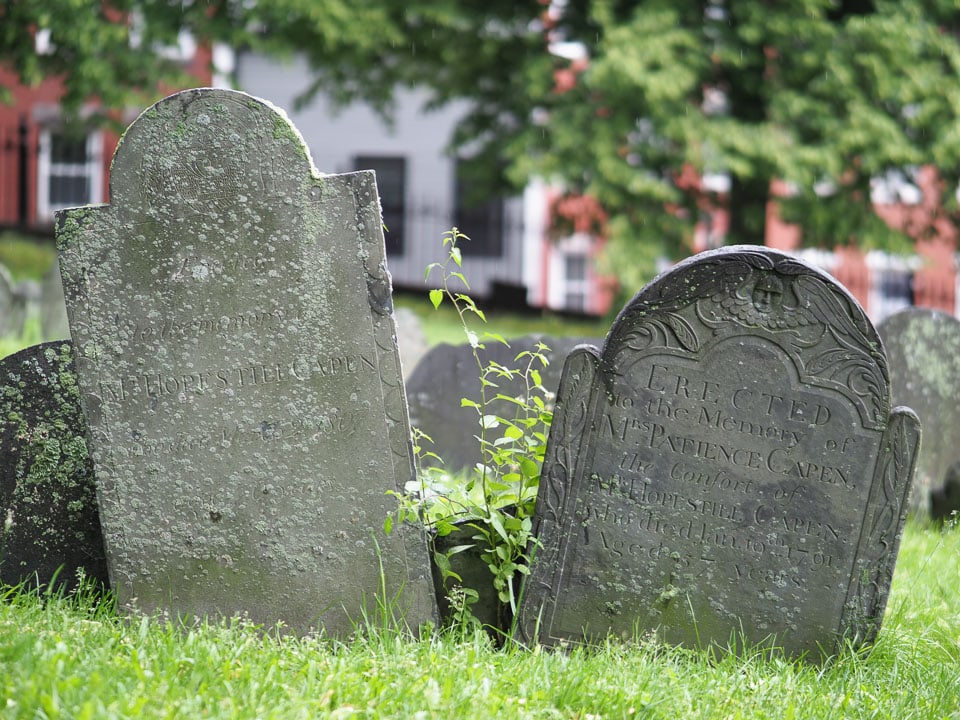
1,341,109,593
394,307,427,379
518,246,919,660
0,264,24,338
407,335,600,472
877,308,960,518
40,259,70,341
55,88,436,633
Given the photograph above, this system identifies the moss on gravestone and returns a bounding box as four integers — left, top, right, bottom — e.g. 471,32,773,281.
0,341,108,593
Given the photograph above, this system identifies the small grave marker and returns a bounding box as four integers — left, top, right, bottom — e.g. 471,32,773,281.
0,341,108,592
0,264,23,338
41,259,70,341
878,308,960,518
518,247,919,659
56,88,436,633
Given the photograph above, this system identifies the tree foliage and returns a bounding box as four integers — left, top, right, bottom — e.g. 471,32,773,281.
384,1,960,284
5,1,960,284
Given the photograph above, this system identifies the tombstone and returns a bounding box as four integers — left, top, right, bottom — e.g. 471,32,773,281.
40,259,70,341
0,264,24,338
394,307,428,379
931,461,960,525
55,88,436,634
877,308,960,518
518,246,919,660
406,335,600,472
0,341,109,593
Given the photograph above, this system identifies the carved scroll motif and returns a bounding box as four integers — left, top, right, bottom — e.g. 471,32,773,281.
842,408,920,644
606,250,888,430
520,348,598,641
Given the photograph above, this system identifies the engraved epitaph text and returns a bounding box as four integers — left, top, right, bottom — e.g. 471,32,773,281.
56,89,436,633
519,247,919,659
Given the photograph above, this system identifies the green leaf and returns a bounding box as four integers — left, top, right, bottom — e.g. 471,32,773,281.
445,543,477,557
489,512,509,542
429,288,443,309
481,414,500,429
519,457,540,478
451,246,462,266
503,425,524,440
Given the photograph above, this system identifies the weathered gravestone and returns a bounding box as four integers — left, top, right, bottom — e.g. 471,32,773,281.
0,264,24,338
40,259,71,341
393,307,428,379
0,341,109,592
877,308,960,520
407,335,600,472
518,246,919,660
55,88,436,633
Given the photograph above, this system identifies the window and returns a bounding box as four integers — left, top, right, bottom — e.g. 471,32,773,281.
454,159,504,258
37,130,103,218
563,254,588,312
354,156,405,256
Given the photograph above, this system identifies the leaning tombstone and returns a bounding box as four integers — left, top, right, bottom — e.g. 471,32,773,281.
55,88,436,634
518,246,919,660
877,308,960,519
0,341,109,593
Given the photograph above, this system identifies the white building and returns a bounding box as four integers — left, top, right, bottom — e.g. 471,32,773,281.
236,52,611,315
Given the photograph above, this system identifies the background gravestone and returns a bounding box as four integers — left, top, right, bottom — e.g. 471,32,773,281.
0,341,108,593
393,307,428,379
56,88,436,634
0,264,24,338
878,308,960,519
406,335,599,472
40,259,70,341
518,246,919,660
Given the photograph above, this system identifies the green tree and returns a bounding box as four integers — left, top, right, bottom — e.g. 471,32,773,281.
406,0,960,286
385,1,960,287
0,0,405,121
6,2,960,287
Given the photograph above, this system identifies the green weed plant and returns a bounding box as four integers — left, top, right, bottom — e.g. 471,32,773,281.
387,228,553,633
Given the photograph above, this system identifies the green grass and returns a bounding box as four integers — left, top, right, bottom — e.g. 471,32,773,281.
394,292,611,347
2,521,958,719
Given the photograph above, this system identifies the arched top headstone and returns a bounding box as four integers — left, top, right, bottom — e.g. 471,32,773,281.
54,88,436,634
109,88,314,214
878,307,960,518
519,246,919,661
602,246,890,429
0,341,108,593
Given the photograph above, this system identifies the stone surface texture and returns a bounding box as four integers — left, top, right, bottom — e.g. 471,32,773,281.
0,264,23,338
518,246,919,660
878,308,960,517
55,88,436,634
0,341,109,592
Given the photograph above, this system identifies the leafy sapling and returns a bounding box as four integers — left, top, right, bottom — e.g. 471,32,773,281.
387,228,553,633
